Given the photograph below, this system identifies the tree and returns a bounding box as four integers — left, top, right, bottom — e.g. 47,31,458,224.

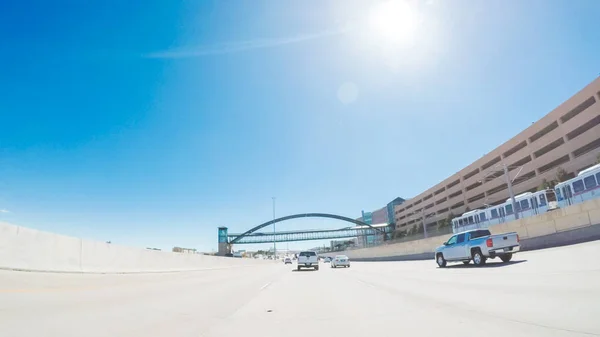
556,167,569,183
392,230,406,239
437,212,454,229
537,178,556,191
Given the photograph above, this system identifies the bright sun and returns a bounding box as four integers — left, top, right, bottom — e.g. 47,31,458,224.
368,0,418,46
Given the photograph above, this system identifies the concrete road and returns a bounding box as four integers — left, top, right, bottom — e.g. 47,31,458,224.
1,242,599,337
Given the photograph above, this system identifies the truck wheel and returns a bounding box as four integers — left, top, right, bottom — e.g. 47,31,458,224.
436,253,447,268
472,249,487,266
500,253,513,263
462,261,470,265
297,266,301,271
315,266,319,271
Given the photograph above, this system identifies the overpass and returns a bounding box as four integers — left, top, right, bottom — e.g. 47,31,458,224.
218,212,392,255
227,224,391,244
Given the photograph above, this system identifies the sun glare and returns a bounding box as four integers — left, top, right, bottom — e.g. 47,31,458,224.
368,0,418,46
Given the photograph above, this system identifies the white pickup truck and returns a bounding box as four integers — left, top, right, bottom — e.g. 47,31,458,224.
297,251,319,271
434,229,520,267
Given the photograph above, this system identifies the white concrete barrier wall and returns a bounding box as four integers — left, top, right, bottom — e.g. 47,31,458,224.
0,222,268,273
337,198,600,260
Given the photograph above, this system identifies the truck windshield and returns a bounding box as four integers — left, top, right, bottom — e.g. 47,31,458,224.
299,252,316,257
470,230,491,239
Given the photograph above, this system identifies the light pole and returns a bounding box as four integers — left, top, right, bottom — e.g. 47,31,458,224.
502,163,519,220
481,163,521,220
421,208,428,238
272,197,276,259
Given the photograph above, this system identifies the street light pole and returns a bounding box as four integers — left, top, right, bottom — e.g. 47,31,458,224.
272,197,276,259
503,164,520,220
422,208,428,239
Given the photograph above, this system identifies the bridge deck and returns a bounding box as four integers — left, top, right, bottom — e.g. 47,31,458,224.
228,226,391,244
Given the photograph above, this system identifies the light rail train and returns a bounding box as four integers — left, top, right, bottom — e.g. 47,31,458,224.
452,163,600,233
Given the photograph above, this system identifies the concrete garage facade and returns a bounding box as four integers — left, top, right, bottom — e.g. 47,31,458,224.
394,77,600,232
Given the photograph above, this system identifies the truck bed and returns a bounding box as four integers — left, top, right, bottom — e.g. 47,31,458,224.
485,232,519,255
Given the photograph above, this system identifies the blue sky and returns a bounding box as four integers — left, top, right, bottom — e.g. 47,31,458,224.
1,0,599,252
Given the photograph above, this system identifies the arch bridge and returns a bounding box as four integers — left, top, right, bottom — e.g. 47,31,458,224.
218,213,392,255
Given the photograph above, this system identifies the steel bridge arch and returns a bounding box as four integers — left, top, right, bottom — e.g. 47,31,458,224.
228,213,387,244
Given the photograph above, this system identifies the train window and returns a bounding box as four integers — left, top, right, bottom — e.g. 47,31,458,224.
531,197,538,208
515,201,521,212
584,175,597,189
458,218,463,226
539,194,547,206
555,188,563,201
499,207,506,217
596,173,600,185
572,180,585,193
479,212,486,221
468,216,474,224
490,209,499,218
520,199,529,209
474,214,479,223
505,204,514,214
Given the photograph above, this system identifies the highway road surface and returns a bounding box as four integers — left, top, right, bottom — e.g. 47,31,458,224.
1,241,600,337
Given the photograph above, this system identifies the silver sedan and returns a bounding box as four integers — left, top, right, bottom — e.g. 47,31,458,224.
330,255,350,268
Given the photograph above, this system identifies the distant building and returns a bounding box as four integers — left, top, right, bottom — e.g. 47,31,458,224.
354,197,406,243
354,223,389,248
356,197,406,226
371,207,388,224
386,197,406,226
172,247,197,254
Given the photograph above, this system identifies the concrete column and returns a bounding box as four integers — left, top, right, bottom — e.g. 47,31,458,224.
217,242,231,256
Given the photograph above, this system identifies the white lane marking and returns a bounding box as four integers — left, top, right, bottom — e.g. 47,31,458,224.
260,282,272,290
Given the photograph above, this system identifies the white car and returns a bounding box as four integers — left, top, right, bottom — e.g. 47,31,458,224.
331,255,350,268
284,257,292,264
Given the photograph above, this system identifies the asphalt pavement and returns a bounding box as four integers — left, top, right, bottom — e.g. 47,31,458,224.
1,241,599,337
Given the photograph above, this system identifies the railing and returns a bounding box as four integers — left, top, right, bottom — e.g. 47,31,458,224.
228,227,392,244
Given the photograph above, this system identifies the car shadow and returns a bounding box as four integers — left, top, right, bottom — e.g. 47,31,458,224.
441,259,527,269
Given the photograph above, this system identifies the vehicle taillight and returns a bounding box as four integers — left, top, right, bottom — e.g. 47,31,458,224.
486,238,493,247
517,234,520,243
